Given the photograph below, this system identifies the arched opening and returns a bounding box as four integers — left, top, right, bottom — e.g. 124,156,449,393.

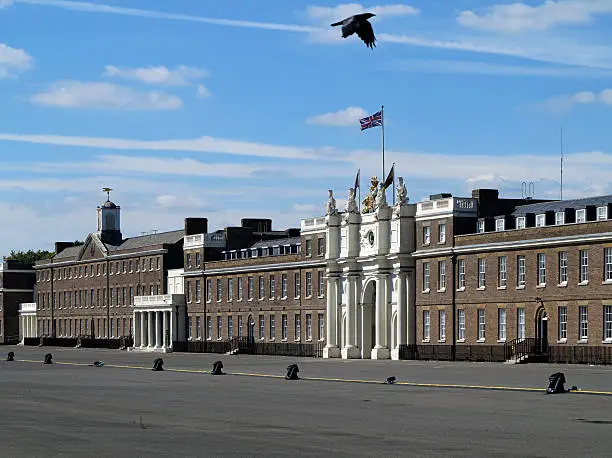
361,279,377,359
247,315,255,342
341,313,347,349
535,306,549,353
391,312,398,350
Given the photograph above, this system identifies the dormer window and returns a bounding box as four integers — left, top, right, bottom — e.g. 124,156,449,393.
516,217,526,229
535,214,546,227
555,212,565,225
476,220,485,233
495,219,505,231
576,209,586,223
597,206,608,221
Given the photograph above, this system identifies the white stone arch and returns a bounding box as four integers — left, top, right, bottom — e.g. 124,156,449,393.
360,277,377,358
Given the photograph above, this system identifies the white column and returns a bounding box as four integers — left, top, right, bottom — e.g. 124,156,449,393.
155,311,162,348
20,316,24,340
28,316,33,338
397,273,407,347
140,312,146,348
147,311,154,349
406,272,416,345
375,276,384,349
170,310,175,343
134,312,140,347
346,278,355,348
163,311,168,348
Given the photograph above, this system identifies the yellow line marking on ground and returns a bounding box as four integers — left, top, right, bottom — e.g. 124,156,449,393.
12,359,612,396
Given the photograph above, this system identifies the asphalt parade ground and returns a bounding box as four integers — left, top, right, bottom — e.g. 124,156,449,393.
1,346,612,457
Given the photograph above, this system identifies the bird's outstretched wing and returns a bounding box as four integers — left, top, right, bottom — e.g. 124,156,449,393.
356,20,376,48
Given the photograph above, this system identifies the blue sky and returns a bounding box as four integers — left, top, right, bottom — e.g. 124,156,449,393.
2,0,612,257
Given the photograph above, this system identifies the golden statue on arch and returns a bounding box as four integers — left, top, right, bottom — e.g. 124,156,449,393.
361,176,379,213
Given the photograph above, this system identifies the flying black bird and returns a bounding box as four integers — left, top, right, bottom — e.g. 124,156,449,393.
331,13,377,49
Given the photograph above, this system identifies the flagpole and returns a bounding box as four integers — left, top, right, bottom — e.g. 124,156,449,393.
381,105,385,185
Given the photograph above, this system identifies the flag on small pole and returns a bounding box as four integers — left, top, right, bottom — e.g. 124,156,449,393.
359,107,385,187
383,163,395,204
354,169,361,212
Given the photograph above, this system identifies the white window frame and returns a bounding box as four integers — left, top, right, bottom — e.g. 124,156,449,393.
559,251,568,284
458,259,465,289
498,308,506,341
579,306,588,341
477,309,486,341
495,219,505,231
423,310,430,341
605,306,612,342
535,214,546,227
555,211,565,225
458,309,465,341
605,248,612,282
476,220,485,233
439,310,446,341
423,262,430,291
498,256,507,288
580,249,589,283
477,258,486,289
537,253,546,286
438,223,446,243
517,255,526,287
576,209,586,223
516,216,526,229
517,308,525,340
558,306,567,341
438,261,446,291
597,206,608,221
423,226,431,245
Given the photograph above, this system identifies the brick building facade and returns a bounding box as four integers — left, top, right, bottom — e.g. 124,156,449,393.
33,197,184,340
414,189,612,360
182,218,326,344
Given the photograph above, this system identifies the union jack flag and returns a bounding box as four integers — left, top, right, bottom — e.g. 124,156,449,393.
359,110,383,131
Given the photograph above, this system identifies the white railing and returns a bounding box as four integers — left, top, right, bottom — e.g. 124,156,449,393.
301,216,326,231
134,294,185,307
19,302,37,313
184,233,226,249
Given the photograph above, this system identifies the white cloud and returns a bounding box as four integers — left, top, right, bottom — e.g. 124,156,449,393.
306,106,367,126
390,59,612,78
103,65,209,86
536,88,612,113
196,84,211,98
458,0,612,33
18,0,317,32
306,3,419,23
16,0,612,69
0,132,335,160
0,0,13,8
29,80,183,110
0,43,33,78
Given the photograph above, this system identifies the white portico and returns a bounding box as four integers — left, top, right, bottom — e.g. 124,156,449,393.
307,175,416,360
131,269,186,353
18,302,37,343
132,295,186,352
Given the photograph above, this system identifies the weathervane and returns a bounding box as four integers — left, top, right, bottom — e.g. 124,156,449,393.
102,187,113,202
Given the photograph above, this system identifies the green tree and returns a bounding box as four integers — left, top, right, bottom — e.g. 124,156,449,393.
73,240,85,246
3,249,55,266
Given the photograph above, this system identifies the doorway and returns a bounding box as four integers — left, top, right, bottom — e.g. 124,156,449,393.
536,307,549,353
361,280,376,358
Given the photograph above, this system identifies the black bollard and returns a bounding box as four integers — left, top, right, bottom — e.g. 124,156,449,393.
547,372,566,394
43,353,53,365
385,376,397,385
211,360,224,375
285,363,299,380
152,358,164,371
7,351,14,362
